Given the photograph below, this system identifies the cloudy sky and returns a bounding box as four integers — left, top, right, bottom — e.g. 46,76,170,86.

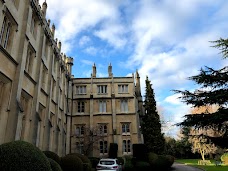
40,0,228,138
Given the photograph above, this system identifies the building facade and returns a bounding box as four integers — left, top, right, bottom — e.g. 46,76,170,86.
0,0,73,156
0,0,143,157
70,64,143,157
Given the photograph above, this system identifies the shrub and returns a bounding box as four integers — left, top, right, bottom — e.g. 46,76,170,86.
132,144,148,161
48,158,62,171
124,156,134,171
148,152,158,166
0,140,52,171
153,155,170,170
221,153,228,165
109,143,118,158
135,161,150,171
67,153,91,171
43,150,61,165
61,155,83,171
88,157,100,168
165,155,175,167
117,157,124,165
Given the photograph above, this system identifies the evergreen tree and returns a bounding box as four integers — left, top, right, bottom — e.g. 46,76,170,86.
175,38,228,148
141,76,165,154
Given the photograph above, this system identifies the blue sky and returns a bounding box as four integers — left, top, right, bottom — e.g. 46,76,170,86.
40,0,228,138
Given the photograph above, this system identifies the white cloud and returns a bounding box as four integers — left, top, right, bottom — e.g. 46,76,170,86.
79,36,91,47
80,59,94,66
84,46,98,56
39,0,119,53
164,94,182,105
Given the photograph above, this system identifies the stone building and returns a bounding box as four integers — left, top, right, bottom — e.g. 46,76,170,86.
0,0,143,157
70,64,143,157
0,0,73,156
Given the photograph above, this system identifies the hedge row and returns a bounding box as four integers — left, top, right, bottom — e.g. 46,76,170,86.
0,141,92,171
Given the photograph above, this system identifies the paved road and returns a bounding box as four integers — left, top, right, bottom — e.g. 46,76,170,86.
171,162,204,171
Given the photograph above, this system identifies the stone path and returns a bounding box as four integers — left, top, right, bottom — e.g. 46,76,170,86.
171,162,204,171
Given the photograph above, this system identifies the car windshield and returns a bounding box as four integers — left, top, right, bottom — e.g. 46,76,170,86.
100,161,115,165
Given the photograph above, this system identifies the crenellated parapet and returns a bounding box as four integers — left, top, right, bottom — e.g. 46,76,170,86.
30,0,73,75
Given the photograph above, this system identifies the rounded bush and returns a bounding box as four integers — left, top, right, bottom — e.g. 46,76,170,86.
67,153,91,171
0,140,52,171
48,158,62,171
148,152,158,166
135,161,150,171
43,150,61,165
165,155,175,167
61,155,83,171
153,155,170,169
67,153,90,163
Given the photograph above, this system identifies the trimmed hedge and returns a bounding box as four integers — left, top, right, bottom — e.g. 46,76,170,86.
43,150,61,165
132,144,148,161
67,153,91,171
61,155,83,171
48,158,62,171
109,143,118,158
0,140,52,171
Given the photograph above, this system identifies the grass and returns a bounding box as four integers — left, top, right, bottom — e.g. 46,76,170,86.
175,159,228,171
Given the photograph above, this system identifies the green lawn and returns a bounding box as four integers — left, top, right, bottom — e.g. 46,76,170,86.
175,159,228,171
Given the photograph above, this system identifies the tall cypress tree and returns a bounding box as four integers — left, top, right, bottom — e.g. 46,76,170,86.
141,76,165,154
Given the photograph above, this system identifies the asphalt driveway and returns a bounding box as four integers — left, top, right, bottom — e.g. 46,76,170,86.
171,162,203,171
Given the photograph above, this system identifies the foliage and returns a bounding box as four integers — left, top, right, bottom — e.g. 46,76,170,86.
189,136,217,161
88,157,100,168
221,153,228,165
175,38,228,148
141,76,165,154
117,157,125,165
43,150,61,165
108,143,118,158
61,154,83,171
135,161,151,171
73,126,106,156
148,152,158,166
48,158,62,171
132,144,148,161
67,153,91,171
0,140,52,171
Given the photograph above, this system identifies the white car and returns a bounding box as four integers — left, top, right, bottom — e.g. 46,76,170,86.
96,158,122,171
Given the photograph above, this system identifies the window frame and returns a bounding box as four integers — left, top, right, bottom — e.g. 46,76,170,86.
0,7,18,52
118,84,128,93
121,99,128,112
25,43,36,75
76,86,86,95
99,124,108,135
99,100,106,113
75,125,85,136
123,139,131,154
97,85,107,94
122,123,130,134
77,101,85,113
99,140,108,154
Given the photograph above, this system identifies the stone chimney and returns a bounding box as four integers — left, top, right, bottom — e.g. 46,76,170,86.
92,63,96,78
108,63,113,77
135,69,141,96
